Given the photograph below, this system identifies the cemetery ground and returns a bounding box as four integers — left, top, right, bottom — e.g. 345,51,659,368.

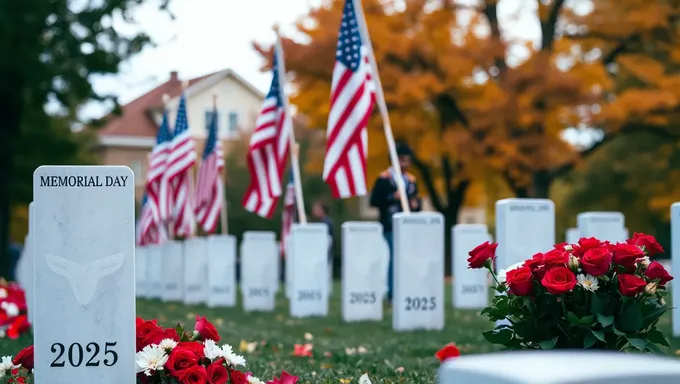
3,283,680,383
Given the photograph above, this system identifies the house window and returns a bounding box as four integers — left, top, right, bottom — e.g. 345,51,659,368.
205,110,220,134
228,111,238,137
129,160,143,185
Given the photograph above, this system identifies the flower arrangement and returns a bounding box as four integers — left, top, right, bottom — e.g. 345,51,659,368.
3,316,298,384
469,233,674,352
0,280,30,340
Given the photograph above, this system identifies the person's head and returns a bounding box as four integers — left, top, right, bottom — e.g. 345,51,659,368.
395,142,412,171
312,201,329,219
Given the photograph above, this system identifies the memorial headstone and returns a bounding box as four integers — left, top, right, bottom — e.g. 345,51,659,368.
577,211,626,242
274,241,281,293
380,237,390,298
392,212,445,331
565,227,579,244
145,244,163,299
183,237,207,305
161,241,183,302
290,223,329,318
135,246,147,298
452,224,490,309
33,165,135,383
672,203,680,336
341,222,385,322
206,235,237,308
241,231,277,312
285,239,293,299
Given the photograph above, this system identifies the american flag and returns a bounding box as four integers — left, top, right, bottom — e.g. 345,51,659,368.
164,93,197,237
280,172,296,257
146,109,171,223
242,44,291,218
322,0,376,199
195,106,224,234
137,193,166,245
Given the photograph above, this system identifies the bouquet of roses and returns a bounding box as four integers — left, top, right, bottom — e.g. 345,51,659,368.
469,232,674,352
0,280,30,340
2,316,298,384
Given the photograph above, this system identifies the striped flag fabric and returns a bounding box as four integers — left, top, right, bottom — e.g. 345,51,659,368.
242,45,291,218
195,106,225,234
280,172,296,257
322,0,376,198
146,109,172,223
164,93,197,237
137,193,166,245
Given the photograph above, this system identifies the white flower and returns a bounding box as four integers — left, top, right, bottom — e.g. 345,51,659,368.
0,288,7,299
135,344,168,376
497,261,525,284
247,374,265,384
220,343,234,357
564,245,573,251
0,329,5,338
4,303,18,317
204,339,222,361
577,274,599,292
226,352,246,367
304,332,313,341
359,373,373,384
158,338,177,351
0,356,19,378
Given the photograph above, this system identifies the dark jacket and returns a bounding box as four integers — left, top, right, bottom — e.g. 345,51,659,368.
369,168,421,233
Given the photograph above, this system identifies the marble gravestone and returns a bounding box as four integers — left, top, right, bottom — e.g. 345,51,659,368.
577,212,626,242
33,166,135,384
341,222,385,322
135,246,147,298
565,227,579,244
452,224,490,310
285,239,293,299
145,244,163,299
392,212,445,331
672,203,680,336
274,241,281,294
183,238,208,305
161,241,183,302
241,231,277,312
206,235,237,308
290,223,329,318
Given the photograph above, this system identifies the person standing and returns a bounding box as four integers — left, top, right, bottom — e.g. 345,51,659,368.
312,201,335,294
369,143,421,303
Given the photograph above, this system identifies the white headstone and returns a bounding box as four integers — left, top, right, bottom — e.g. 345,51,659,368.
135,246,147,298
161,241,183,302
22,202,35,324
206,235,237,308
241,231,277,312
577,211,626,242
452,224,490,309
274,241,281,294
672,203,680,336
392,212,445,331
439,351,680,383
565,227,579,244
624,227,629,240
290,223,329,318
33,166,135,384
183,238,207,305
495,199,555,270
145,244,163,299
341,222,385,322
285,240,293,299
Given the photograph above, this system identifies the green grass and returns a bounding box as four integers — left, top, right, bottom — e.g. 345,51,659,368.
2,283,680,383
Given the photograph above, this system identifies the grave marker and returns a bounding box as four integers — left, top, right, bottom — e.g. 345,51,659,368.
274,241,281,293
452,224,490,309
241,231,277,312
672,203,680,336
183,237,207,305
566,227,579,244
33,165,135,384
577,211,626,242
285,239,293,299
135,246,147,298
206,235,237,308
290,223,329,318
393,212,445,331
161,241,183,302
341,222,385,322
145,244,163,299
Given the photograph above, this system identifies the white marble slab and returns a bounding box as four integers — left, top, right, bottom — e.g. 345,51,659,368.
206,235,237,308
135,246,147,298
452,224,490,309
182,237,207,305
161,241,183,302
577,211,626,242
145,244,163,299
565,227,579,244
289,224,329,318
241,231,277,312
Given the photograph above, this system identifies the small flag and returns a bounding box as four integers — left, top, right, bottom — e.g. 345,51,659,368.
146,108,172,225
195,106,225,234
281,172,296,257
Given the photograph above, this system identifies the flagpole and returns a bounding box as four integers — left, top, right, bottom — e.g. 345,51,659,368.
162,93,176,240
352,0,410,213
182,80,198,237
274,25,308,224
214,94,229,235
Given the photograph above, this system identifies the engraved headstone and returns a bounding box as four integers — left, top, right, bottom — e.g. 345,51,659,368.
577,211,626,242
341,222,385,322
145,244,163,299
566,227,579,244
241,231,277,312
161,241,183,302
393,212,445,331
135,246,147,298
452,224,490,309
33,165,135,384
206,235,237,308
290,223,329,318
183,237,207,305
672,203,680,336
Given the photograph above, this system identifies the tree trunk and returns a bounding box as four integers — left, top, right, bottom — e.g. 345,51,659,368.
530,170,552,199
443,180,470,277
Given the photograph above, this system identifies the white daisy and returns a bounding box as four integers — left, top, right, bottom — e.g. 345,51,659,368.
497,261,525,284
247,374,264,384
0,288,7,299
204,339,222,361
4,303,19,317
359,373,373,384
577,274,599,292
220,343,234,357
226,351,246,367
0,356,19,378
158,338,177,351
135,344,168,376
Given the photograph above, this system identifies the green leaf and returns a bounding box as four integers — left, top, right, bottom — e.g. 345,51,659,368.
583,332,597,349
590,295,605,315
596,314,614,328
627,338,647,351
579,315,596,326
591,329,605,342
539,337,559,350
482,328,514,345
566,311,581,325
619,302,643,333
645,340,665,354
612,327,626,336
646,329,671,347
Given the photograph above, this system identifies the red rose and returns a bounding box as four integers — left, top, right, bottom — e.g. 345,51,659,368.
542,249,569,266
612,243,644,270
195,316,220,342
267,371,299,384
617,274,647,297
580,247,612,276
166,347,199,378
554,242,569,250
207,359,228,384
645,261,673,286
541,266,577,295
525,253,546,279
13,345,33,370
435,343,460,362
467,241,498,269
572,237,603,257
162,327,180,342
505,266,534,296
230,369,250,384
627,233,664,257
136,319,163,351
180,365,208,384
178,341,206,359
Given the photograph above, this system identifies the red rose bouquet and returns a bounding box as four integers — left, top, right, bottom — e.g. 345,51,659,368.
0,280,30,340
468,233,674,352
3,316,298,384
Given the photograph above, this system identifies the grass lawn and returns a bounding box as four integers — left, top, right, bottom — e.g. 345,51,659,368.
2,283,680,383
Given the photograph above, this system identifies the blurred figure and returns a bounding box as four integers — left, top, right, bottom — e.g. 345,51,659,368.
8,241,22,282
312,201,334,293
369,142,421,303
